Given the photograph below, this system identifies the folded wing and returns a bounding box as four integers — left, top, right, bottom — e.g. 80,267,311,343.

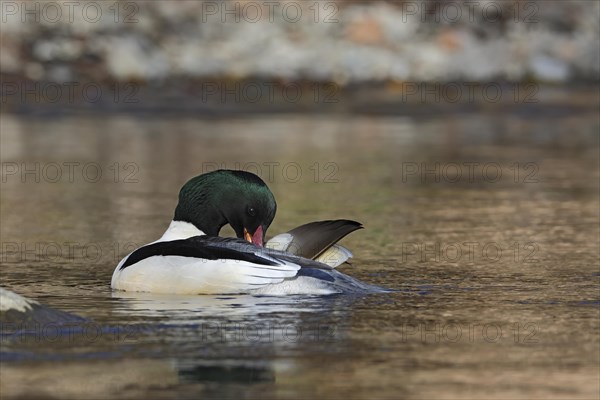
113,236,335,294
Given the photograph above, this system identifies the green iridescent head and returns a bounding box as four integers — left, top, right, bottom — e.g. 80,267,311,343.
174,170,276,246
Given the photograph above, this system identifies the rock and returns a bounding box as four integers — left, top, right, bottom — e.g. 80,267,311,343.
345,16,385,46
0,1,598,84
103,36,169,81
0,287,85,331
24,62,44,81
529,54,570,82
0,36,22,73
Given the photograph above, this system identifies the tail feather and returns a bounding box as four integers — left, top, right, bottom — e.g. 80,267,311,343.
266,220,362,261
264,220,393,294
296,268,392,294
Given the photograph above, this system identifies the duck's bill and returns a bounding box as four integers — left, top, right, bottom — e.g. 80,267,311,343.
244,226,264,247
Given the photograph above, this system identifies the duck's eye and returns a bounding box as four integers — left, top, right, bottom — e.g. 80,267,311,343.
247,206,256,217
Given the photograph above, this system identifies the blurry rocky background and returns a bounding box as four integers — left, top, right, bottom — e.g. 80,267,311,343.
1,0,599,111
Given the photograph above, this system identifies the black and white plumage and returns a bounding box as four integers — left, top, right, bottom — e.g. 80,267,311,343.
111,170,388,295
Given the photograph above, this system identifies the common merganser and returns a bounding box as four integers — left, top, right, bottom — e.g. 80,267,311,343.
111,170,388,295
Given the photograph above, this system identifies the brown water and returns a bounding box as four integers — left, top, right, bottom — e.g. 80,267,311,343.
1,96,599,399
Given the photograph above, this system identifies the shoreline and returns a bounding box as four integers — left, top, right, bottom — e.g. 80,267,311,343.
2,77,598,117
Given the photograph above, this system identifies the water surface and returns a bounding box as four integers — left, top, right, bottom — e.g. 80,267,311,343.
1,101,599,399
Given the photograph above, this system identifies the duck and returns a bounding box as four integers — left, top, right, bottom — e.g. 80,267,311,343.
111,170,388,295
